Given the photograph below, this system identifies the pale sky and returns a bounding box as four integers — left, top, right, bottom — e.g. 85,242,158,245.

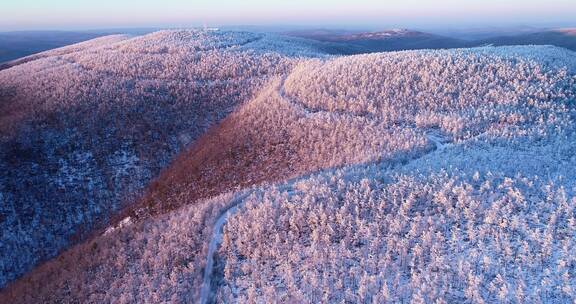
1,0,575,31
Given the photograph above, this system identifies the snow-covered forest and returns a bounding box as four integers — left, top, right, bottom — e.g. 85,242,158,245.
0,30,314,288
0,30,575,303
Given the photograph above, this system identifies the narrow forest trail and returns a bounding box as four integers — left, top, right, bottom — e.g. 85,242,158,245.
198,76,453,303
277,76,377,120
426,133,451,151
199,192,249,304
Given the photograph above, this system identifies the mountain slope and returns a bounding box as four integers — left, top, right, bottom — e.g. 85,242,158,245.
127,45,576,220
1,45,575,303
0,30,328,288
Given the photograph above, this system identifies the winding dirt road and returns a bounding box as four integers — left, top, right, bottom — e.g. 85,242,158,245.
199,192,250,304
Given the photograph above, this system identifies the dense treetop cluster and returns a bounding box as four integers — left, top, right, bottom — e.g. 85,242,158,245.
0,30,317,288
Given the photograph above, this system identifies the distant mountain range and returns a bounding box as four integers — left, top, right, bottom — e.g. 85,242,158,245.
285,28,576,53
1,28,575,66
478,28,576,51
286,28,437,42
284,29,465,54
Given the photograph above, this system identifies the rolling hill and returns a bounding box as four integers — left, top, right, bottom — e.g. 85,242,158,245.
0,30,329,289
0,29,575,303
